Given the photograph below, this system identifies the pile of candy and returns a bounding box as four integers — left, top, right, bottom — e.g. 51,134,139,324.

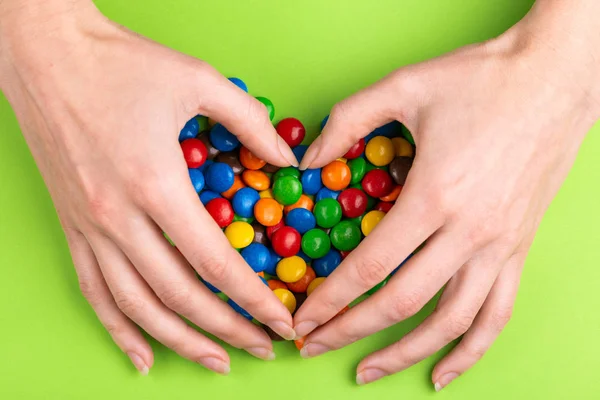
176,77,416,345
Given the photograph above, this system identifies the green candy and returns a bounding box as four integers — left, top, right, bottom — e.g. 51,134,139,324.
256,96,275,121
313,198,342,228
346,215,363,227
365,161,387,173
233,215,255,223
330,221,361,251
274,166,300,181
348,157,367,185
163,232,175,247
272,176,302,205
301,229,331,259
367,276,390,296
401,125,415,145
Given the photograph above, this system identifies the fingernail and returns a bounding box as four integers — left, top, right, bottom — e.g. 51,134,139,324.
199,357,230,375
294,321,318,338
277,136,299,167
434,372,459,392
127,352,149,376
299,136,322,170
268,320,296,341
356,368,388,385
245,347,276,361
300,343,330,359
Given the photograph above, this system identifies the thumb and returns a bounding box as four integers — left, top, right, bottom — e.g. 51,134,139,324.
193,65,298,167
299,71,419,170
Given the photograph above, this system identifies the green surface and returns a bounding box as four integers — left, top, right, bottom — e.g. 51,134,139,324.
1,1,599,399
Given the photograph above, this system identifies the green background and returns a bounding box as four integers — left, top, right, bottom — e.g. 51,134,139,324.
1,1,599,399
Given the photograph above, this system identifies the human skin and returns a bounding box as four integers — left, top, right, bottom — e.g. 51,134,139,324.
294,0,600,390
0,0,300,375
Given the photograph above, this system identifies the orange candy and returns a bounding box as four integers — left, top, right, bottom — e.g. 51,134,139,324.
240,147,267,170
286,266,316,293
267,279,288,291
294,336,305,351
221,175,246,199
380,185,403,202
257,271,265,278
284,194,314,214
337,305,350,317
322,160,351,191
254,198,283,226
242,170,271,191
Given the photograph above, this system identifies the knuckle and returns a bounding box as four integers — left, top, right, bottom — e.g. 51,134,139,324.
488,306,513,332
465,343,489,361
195,252,231,285
103,321,125,338
79,278,103,307
443,309,476,339
114,290,146,317
354,256,392,290
157,283,193,312
387,292,424,323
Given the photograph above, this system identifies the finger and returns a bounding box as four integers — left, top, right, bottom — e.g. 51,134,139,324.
300,70,421,169
431,252,524,391
355,246,508,385
67,229,154,375
114,213,276,360
193,64,297,167
293,190,444,338
299,228,471,356
143,171,295,340
88,232,231,375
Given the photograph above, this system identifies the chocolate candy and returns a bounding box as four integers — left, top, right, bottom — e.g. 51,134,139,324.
216,151,244,175
389,156,413,185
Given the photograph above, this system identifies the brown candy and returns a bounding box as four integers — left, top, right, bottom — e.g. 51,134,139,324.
294,292,307,311
216,151,244,175
389,156,413,185
263,324,286,341
262,163,281,174
198,131,220,160
252,221,269,245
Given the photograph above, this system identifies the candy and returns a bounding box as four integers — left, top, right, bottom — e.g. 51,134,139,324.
273,288,297,313
232,187,261,218
221,175,246,199
254,198,283,227
272,176,303,206
374,201,394,213
205,198,234,228
283,194,314,214
266,219,285,239
228,77,248,92
380,185,402,202
271,226,301,257
274,166,300,181
300,168,323,195
276,256,307,283
330,220,362,251
242,170,271,191
252,221,268,245
301,228,331,259
256,96,275,120
348,157,367,185
205,162,235,193
313,198,342,228
200,190,221,205
268,279,288,291
264,248,282,276
315,187,340,202
365,136,395,166
337,188,368,218
225,221,254,249
361,169,393,198
179,117,200,142
240,243,270,273
286,266,316,293
188,169,205,193
391,137,414,158
276,118,305,147
389,156,413,185
228,298,252,320
292,145,309,163
361,210,385,236
216,151,244,175
210,123,240,152
239,146,266,170
285,208,316,234
198,133,221,160
313,249,342,277
181,138,208,168
343,138,366,159
321,160,351,191
307,277,326,296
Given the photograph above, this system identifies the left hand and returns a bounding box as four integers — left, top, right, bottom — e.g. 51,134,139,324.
293,4,599,390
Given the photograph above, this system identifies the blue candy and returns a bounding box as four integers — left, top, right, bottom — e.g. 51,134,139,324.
227,298,252,320
285,208,316,235
198,159,213,173
199,190,221,205
232,187,260,218
202,279,220,293
316,187,340,202
179,117,199,142
210,123,240,152
188,169,205,193
292,145,308,163
391,253,413,276
264,248,282,276
205,162,234,193
320,115,329,131
372,121,403,137
240,243,271,273
300,168,322,195
313,249,341,277
260,276,268,286
296,250,312,264
228,77,248,93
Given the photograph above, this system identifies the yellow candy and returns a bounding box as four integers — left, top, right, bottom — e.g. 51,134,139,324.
273,288,297,313
224,221,254,249
361,210,385,236
307,277,326,296
365,136,395,166
208,117,218,127
259,189,274,199
276,256,307,283
392,137,414,158
336,157,348,164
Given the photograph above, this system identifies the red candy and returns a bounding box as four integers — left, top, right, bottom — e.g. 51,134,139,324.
271,226,301,257
337,188,368,218
276,118,306,147
340,250,352,260
266,219,285,240
205,198,234,228
343,138,365,159
361,169,394,198
374,201,394,213
180,138,208,168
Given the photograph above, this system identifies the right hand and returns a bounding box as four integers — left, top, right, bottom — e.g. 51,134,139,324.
0,1,297,375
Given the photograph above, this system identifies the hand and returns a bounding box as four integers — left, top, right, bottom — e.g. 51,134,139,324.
0,1,297,374
294,1,600,389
